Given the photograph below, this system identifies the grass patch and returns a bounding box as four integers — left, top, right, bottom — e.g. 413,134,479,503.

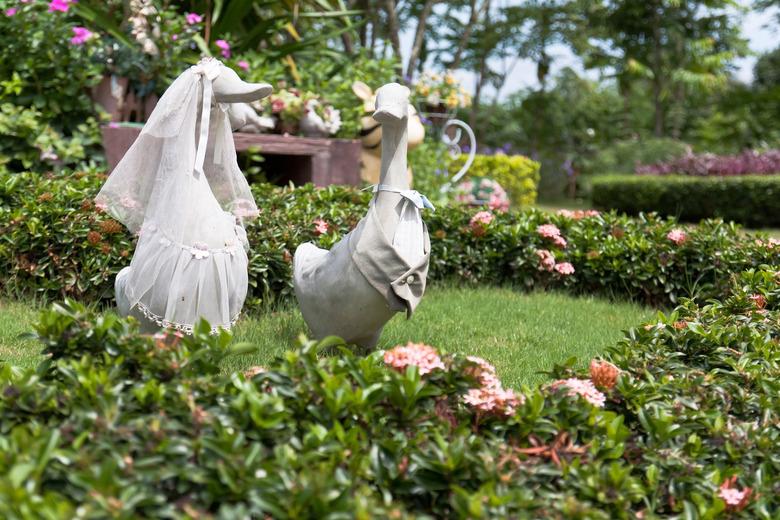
0,287,652,387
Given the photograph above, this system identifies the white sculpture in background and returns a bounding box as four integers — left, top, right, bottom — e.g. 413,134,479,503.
293,83,434,347
95,58,272,334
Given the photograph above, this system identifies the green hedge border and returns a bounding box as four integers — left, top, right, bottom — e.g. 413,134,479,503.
591,174,780,227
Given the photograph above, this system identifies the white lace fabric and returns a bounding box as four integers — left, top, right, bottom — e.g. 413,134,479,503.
96,57,257,333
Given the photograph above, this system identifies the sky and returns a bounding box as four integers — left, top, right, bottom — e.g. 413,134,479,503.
400,3,779,100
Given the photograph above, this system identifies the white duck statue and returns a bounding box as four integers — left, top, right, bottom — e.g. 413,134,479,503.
96,58,272,334
293,83,434,347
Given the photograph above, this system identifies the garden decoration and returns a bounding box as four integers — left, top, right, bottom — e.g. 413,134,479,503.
294,83,434,347
352,81,425,184
412,71,477,194
95,57,272,334
227,102,275,133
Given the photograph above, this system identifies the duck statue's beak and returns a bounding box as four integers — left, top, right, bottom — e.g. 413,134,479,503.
213,65,273,103
373,82,410,123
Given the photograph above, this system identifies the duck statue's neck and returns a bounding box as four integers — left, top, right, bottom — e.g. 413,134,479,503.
378,118,409,190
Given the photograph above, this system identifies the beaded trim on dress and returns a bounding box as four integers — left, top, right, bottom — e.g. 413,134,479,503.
135,301,240,335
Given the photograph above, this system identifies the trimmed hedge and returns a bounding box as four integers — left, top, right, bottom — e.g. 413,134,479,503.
2,170,780,308
1,268,779,516
591,174,780,227
449,153,541,207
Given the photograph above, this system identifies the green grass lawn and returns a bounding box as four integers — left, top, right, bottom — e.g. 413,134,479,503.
0,287,653,388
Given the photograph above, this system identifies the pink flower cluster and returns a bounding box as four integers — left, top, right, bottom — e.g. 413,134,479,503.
215,39,231,58
5,6,17,16
535,249,574,275
557,209,600,220
537,224,567,248
383,342,445,376
469,211,494,236
71,27,94,46
637,149,780,177
313,219,329,236
554,262,575,275
185,12,203,24
462,356,522,416
536,249,556,272
470,210,494,226
718,476,753,512
666,228,687,245
755,237,780,248
48,0,70,13
550,378,606,407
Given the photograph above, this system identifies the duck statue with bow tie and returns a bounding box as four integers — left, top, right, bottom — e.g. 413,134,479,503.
96,58,272,334
293,83,434,348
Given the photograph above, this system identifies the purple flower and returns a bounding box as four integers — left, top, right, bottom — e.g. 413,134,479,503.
185,12,203,24
215,39,231,58
70,27,93,45
4,7,17,16
636,149,780,176
48,0,70,13
237,60,249,71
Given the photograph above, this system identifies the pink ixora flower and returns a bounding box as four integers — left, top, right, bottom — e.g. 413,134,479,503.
718,476,753,512
554,262,575,275
748,293,767,309
666,228,687,245
537,224,561,239
237,60,249,71
557,209,600,220
469,211,493,236
313,219,329,236
535,249,556,272
383,342,445,376
463,386,521,416
464,355,501,389
552,235,567,248
470,210,494,226
550,378,606,407
48,0,70,13
185,12,203,24
215,39,231,58
70,27,94,45
5,7,17,16
271,98,285,113
462,355,523,416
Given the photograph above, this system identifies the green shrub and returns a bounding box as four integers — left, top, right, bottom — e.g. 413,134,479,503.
1,269,779,517
0,1,103,172
0,170,773,307
2,169,779,308
0,104,101,173
591,174,780,227
450,153,541,207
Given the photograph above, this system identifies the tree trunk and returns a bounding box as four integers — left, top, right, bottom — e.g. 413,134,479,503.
451,0,484,70
651,3,664,137
383,0,403,75
405,0,436,81
469,0,492,131
357,0,368,48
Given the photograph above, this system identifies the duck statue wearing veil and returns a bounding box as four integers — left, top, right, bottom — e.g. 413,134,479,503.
96,58,271,334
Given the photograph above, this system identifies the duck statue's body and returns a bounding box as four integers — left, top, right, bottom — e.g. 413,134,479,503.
293,83,433,347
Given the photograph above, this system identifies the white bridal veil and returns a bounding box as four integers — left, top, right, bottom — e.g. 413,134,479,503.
96,58,263,333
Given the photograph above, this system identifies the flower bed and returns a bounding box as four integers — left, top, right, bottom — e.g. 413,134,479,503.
1,267,779,516
636,149,780,176
591,174,780,227
2,169,779,308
